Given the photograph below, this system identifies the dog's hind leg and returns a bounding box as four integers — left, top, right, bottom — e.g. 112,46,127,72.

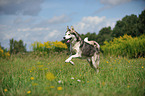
87,57,97,72
91,56,97,71
87,58,94,69
69,61,75,65
95,54,100,73
91,53,100,73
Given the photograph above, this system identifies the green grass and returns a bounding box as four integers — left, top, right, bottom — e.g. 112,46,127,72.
0,52,145,96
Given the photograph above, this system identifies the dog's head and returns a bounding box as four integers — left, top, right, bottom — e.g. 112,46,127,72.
63,26,81,43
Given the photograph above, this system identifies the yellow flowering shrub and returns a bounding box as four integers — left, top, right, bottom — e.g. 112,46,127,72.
102,34,145,58
52,41,67,49
52,41,68,52
0,46,10,58
31,41,67,53
44,41,52,49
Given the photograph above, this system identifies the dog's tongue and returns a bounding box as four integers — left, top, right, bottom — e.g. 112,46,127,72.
66,40,70,43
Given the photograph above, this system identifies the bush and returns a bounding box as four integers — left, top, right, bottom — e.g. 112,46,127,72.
0,46,10,58
31,41,68,54
102,34,145,58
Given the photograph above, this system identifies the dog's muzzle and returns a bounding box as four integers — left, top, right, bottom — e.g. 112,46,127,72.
63,37,72,43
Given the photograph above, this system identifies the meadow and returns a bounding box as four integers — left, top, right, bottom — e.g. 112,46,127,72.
0,52,145,96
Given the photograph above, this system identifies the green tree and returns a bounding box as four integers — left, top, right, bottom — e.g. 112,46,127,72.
80,32,98,41
112,14,139,37
97,26,113,45
138,10,145,35
10,38,14,54
18,40,26,52
10,38,26,54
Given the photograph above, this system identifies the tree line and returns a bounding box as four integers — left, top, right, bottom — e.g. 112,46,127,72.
1,10,145,55
10,38,26,54
80,10,145,45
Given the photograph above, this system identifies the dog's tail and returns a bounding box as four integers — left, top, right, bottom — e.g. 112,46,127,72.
84,37,89,42
94,41,100,52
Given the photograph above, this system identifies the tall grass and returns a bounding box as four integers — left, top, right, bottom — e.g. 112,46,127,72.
102,34,145,58
0,52,144,96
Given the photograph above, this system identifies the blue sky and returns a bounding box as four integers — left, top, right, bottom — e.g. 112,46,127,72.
0,0,145,50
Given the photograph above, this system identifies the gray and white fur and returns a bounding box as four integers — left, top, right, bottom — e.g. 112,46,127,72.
63,26,100,73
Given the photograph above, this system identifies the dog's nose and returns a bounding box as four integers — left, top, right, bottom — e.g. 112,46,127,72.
63,37,65,39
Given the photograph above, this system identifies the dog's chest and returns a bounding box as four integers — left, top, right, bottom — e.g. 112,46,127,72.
72,42,80,52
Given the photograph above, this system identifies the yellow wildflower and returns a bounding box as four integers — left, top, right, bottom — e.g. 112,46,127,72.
57,87,63,90
42,68,48,70
142,66,144,68
32,83,38,86
127,85,130,88
50,86,55,88
37,62,41,64
4,89,8,92
27,91,31,94
46,46,51,49
102,82,105,86
0,48,4,53
37,65,44,68
46,72,55,81
31,77,34,80
5,52,10,57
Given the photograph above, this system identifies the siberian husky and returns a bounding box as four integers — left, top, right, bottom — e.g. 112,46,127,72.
63,26,100,73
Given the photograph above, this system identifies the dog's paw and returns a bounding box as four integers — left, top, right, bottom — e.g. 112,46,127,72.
65,60,75,65
70,61,75,65
65,59,69,63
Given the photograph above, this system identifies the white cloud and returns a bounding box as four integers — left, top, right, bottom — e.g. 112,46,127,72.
94,0,132,14
44,30,60,41
74,16,118,34
17,27,50,32
13,16,36,25
0,0,44,16
100,0,131,5
48,30,58,37
47,14,71,24
74,16,105,33
36,14,71,27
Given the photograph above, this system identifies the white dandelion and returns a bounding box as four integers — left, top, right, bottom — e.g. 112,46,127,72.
77,79,81,82
71,77,74,79
58,80,63,84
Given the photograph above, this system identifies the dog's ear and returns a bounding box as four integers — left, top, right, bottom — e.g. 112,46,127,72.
71,26,75,32
67,26,70,31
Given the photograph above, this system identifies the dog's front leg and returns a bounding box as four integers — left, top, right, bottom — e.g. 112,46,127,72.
65,54,81,65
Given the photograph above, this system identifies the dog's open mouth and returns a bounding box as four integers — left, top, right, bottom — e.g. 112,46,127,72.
66,38,72,43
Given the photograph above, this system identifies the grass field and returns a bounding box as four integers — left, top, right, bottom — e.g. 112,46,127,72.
0,52,145,96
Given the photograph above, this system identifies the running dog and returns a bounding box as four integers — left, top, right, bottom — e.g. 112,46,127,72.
63,26,100,73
